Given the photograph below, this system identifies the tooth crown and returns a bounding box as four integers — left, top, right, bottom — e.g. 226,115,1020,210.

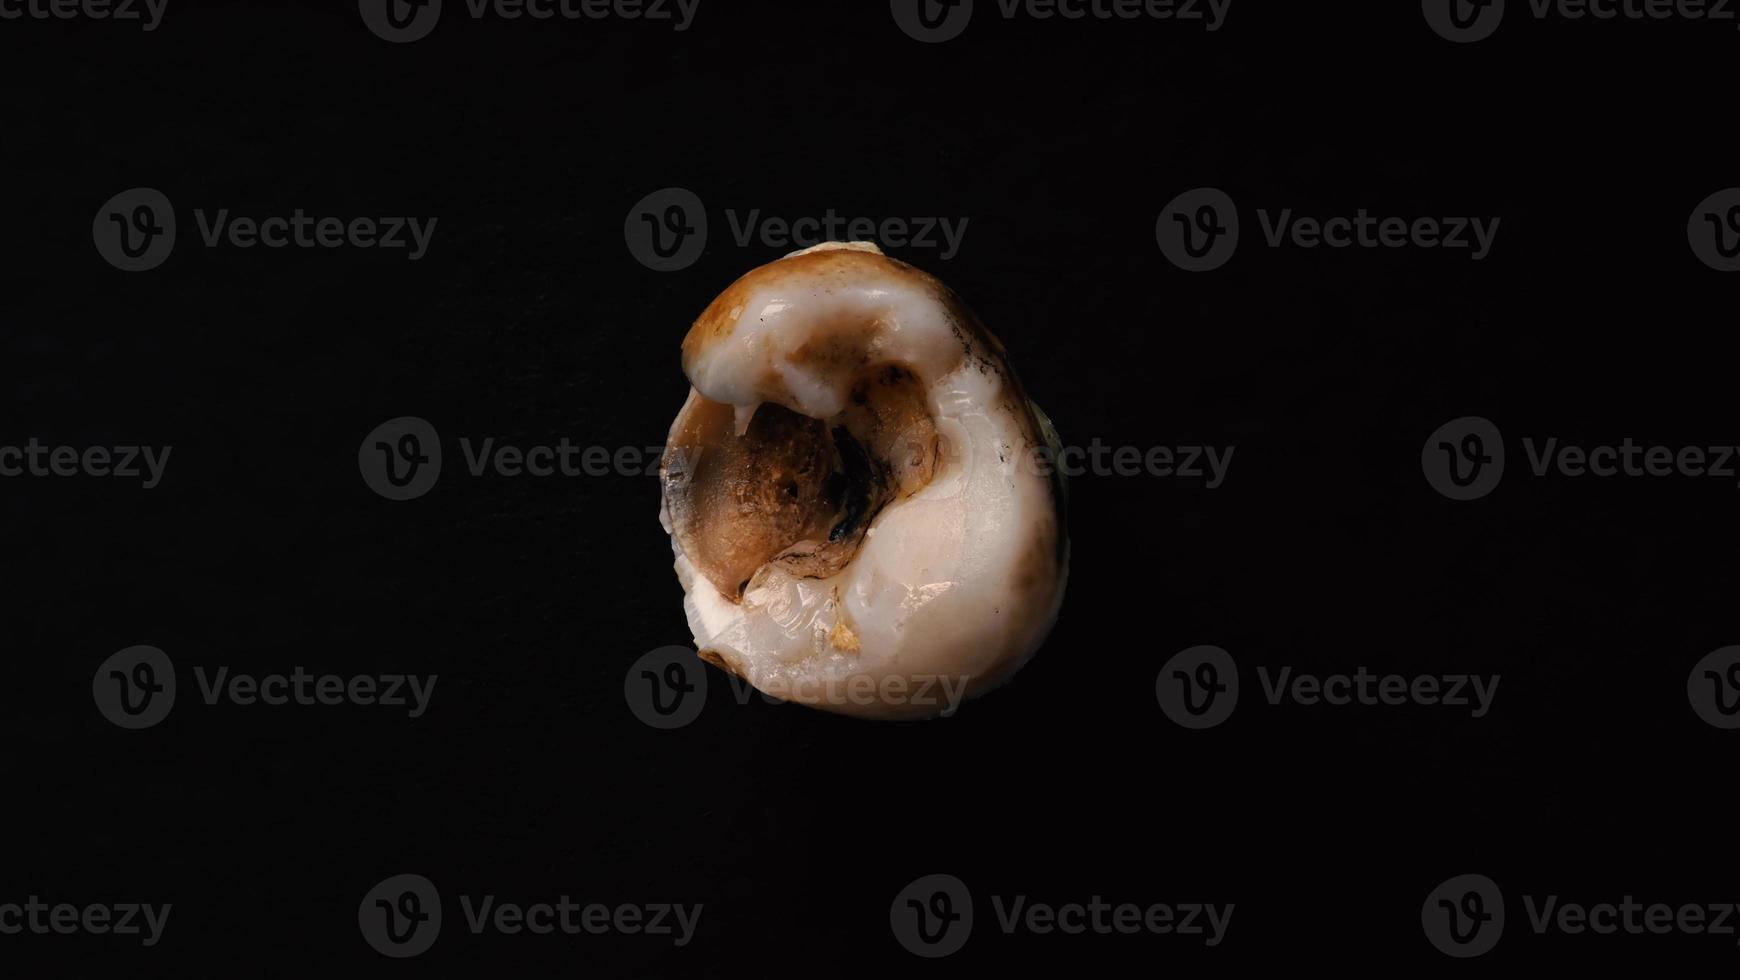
660,243,1069,720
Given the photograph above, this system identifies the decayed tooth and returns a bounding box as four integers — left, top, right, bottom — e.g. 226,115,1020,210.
659,241,1068,720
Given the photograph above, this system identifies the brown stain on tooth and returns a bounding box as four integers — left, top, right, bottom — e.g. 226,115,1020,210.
663,396,841,601
827,621,861,653
784,328,865,376
662,360,949,602
1009,511,1066,610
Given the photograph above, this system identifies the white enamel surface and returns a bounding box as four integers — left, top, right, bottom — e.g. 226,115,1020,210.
683,246,979,420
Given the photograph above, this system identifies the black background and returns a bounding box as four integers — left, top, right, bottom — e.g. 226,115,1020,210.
5,0,1737,973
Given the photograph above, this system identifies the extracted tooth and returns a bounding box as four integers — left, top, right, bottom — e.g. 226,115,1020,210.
659,241,1068,720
